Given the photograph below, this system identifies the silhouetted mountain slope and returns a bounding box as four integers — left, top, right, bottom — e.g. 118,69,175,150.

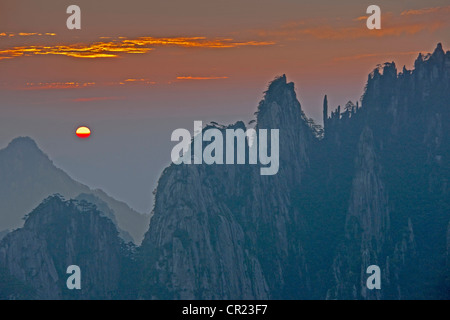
140,44,450,300
0,230,8,242
0,137,150,244
0,196,128,300
75,193,134,243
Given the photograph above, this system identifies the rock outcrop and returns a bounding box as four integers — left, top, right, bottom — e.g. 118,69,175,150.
0,196,129,300
140,76,314,299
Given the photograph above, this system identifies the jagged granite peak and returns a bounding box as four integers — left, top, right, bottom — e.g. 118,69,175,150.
433,43,445,61
140,75,316,300
363,43,450,105
257,74,304,128
414,43,450,82
256,75,313,186
0,195,125,300
416,43,447,64
358,44,450,129
0,136,149,244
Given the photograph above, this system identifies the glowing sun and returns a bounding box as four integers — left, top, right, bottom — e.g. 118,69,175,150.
76,126,91,139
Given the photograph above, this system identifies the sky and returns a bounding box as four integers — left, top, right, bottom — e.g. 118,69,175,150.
0,0,449,213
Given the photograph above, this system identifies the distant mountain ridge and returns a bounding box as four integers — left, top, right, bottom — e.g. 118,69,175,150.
0,137,150,244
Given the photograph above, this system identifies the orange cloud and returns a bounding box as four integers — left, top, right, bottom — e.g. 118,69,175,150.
258,22,443,40
71,96,125,102
24,82,96,90
299,21,445,40
0,32,56,38
0,36,274,60
176,76,229,80
401,6,450,16
13,78,158,90
123,78,156,85
122,37,272,48
353,16,368,21
255,7,448,41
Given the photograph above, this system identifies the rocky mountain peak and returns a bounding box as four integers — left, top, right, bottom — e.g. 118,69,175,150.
7,136,39,150
415,43,449,70
0,195,125,300
261,74,295,102
428,42,446,64
256,75,303,128
1,137,49,162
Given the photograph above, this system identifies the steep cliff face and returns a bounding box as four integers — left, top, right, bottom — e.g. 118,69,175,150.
251,76,314,298
326,44,450,299
141,75,315,299
327,127,392,300
140,161,269,299
0,196,125,300
0,230,8,242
